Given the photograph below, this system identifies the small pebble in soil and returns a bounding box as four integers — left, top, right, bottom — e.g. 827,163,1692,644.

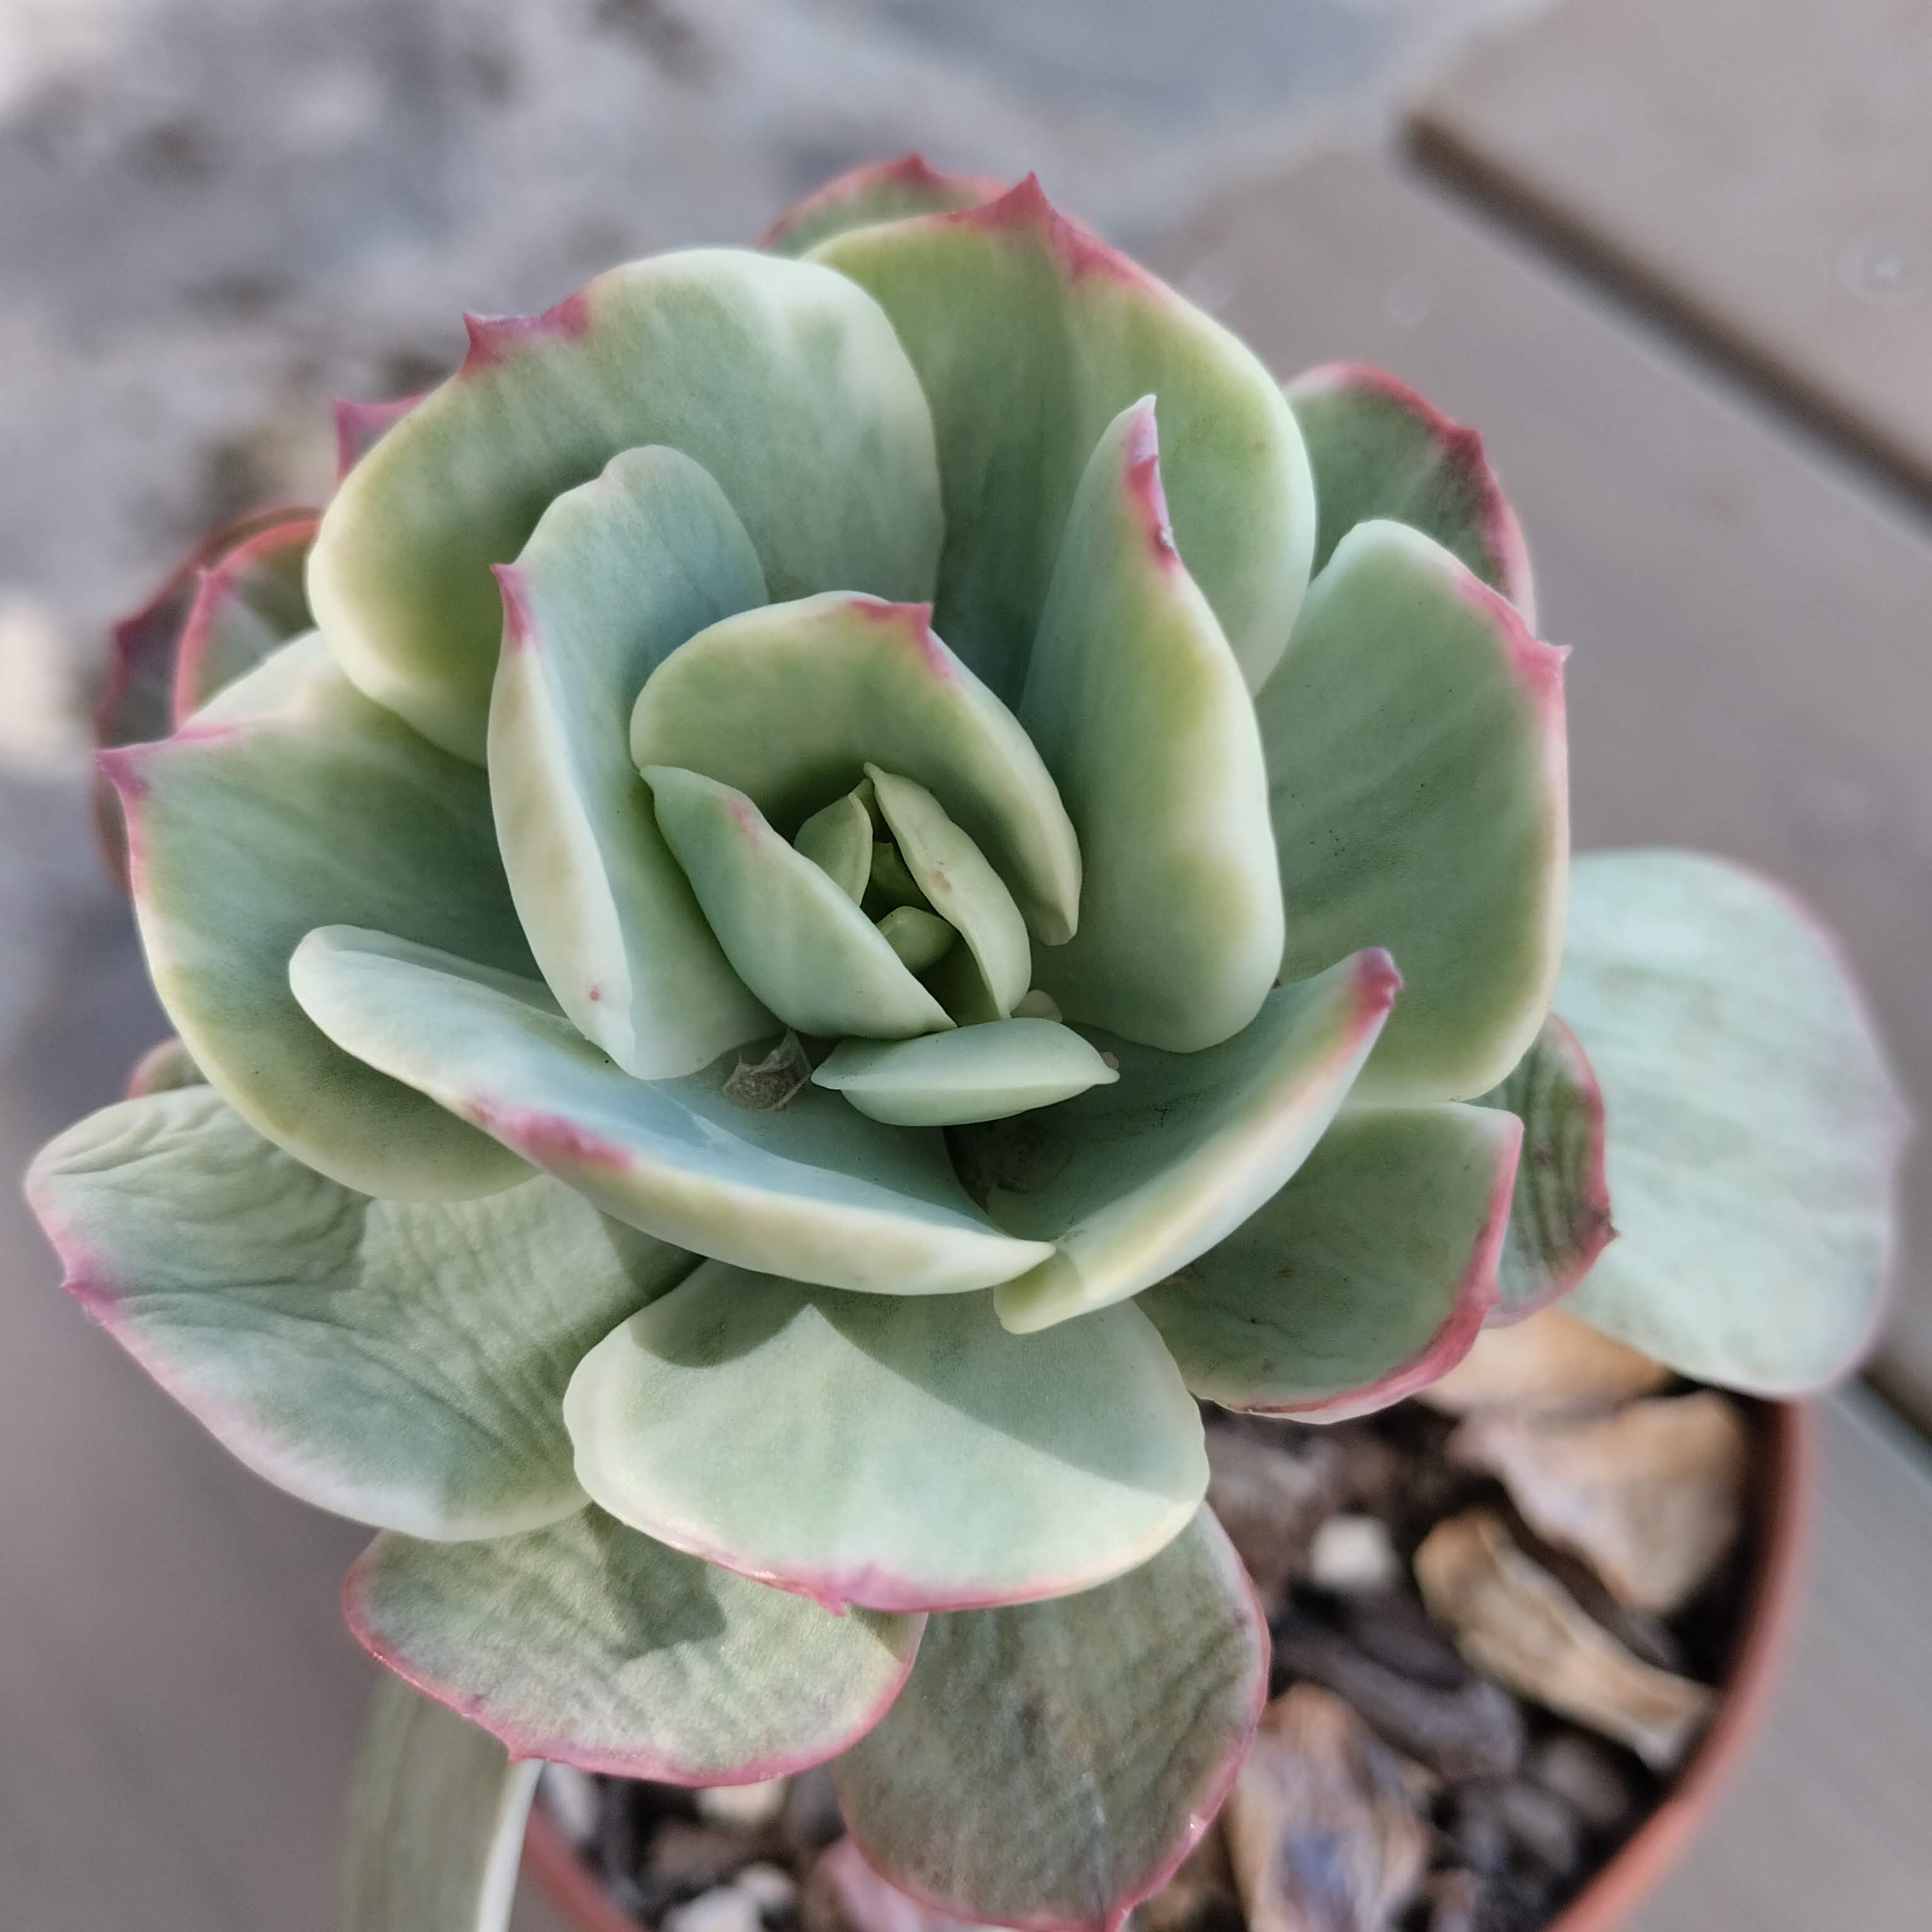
1309,1513,1403,1594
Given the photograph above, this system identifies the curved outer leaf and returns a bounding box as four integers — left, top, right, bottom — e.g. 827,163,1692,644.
125,1034,203,1097
1141,1103,1519,1419
1019,399,1281,1052
1559,850,1911,1392
762,152,1005,256
1470,1015,1616,1322
490,448,774,1075
291,928,1051,1296
833,1508,1269,1932
334,391,427,480
347,1508,924,1782
172,513,318,724
565,1267,1203,1612
813,1021,1118,1128
868,766,1031,1021
972,950,1402,1335
103,641,535,1199
1258,519,1568,1104
340,1675,538,1932
645,765,953,1040
813,177,1314,700
631,594,1081,943
309,248,943,761
1285,362,1535,621
26,1085,691,1537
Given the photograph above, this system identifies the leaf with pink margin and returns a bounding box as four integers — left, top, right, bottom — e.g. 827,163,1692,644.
762,152,1005,257
93,504,313,885
1019,399,1280,1052
967,950,1400,1336
1470,1016,1615,1323
310,250,943,761
289,927,1051,1296
334,391,428,480
347,1506,924,1782
490,447,774,1076
341,1675,538,1932
1257,520,1568,1106
630,592,1080,943
25,1084,690,1538
1559,850,1911,1392
170,513,318,723
831,1507,1267,1932
1140,1103,1519,1419
813,177,1314,700
104,640,535,1199
563,1265,1204,1614
1285,362,1536,623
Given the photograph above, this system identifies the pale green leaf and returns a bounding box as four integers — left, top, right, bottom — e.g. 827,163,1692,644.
1285,361,1535,620
290,928,1051,1296
309,249,942,760
25,1085,691,1537
813,179,1314,698
645,765,953,1040
489,446,773,1075
762,153,1004,257
347,1508,922,1779
1470,1015,1615,1321
1020,400,1281,1051
630,593,1079,942
796,786,875,902
1142,1103,1519,1418
868,765,1031,1019
106,640,534,1197
812,1020,1118,1127
833,1508,1266,1932
964,950,1401,1333
1258,519,1568,1103
565,1266,1205,1612
1560,850,1909,1392
340,1676,537,1932
875,906,956,974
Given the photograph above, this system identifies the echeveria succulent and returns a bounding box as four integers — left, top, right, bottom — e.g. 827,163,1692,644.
28,156,1908,1932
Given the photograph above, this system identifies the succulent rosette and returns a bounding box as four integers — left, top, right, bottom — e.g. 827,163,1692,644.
29,157,1907,1932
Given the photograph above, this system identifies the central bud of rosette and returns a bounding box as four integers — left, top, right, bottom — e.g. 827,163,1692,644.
625,588,1118,1127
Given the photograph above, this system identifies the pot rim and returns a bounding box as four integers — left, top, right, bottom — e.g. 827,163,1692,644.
523,1396,1816,1932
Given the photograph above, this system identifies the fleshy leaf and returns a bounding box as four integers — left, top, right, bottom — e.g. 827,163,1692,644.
1258,520,1568,1104
833,1508,1267,1932
348,1507,922,1781
1471,1016,1615,1322
126,1035,203,1097
1285,362,1535,621
1019,400,1281,1051
290,928,1051,1296
876,906,957,974
334,391,427,480
25,1085,691,1536
309,248,943,760
1558,850,1909,1392
645,765,953,1040
1141,1102,1519,1418
489,447,773,1074
762,153,1005,257
104,641,535,1197
631,594,1080,943
813,177,1314,699
340,1675,537,1932
963,950,1401,1334
813,1021,1118,1127
868,765,1031,1020
797,786,875,902
172,513,318,723
565,1267,1205,1613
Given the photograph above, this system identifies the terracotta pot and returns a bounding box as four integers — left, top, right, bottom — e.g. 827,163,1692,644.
524,1397,1814,1932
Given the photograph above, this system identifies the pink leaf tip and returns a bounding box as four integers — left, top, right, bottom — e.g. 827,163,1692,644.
460,289,593,374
